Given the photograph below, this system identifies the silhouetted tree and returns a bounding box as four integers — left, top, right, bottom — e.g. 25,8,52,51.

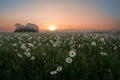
14,23,39,32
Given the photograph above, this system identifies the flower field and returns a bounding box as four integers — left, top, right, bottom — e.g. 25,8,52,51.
0,32,120,80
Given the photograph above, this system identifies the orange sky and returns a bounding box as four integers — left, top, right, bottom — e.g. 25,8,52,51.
0,0,119,32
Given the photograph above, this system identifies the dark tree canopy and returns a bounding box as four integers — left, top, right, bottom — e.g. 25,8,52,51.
14,23,39,32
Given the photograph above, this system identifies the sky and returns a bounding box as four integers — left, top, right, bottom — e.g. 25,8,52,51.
0,0,120,32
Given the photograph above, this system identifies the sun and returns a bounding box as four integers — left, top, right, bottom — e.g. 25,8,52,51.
48,26,56,31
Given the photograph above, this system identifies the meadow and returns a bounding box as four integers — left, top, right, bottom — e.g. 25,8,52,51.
0,32,120,80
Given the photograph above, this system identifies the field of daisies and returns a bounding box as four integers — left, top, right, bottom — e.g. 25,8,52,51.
0,32,120,80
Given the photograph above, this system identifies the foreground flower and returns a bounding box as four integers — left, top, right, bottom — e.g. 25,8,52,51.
69,50,76,57
25,48,30,52
42,53,46,56
100,52,107,56
17,53,22,58
114,46,117,50
91,42,96,46
78,44,81,48
28,43,34,47
65,57,72,64
108,69,111,72
38,43,41,46
12,43,17,47
0,43,2,46
53,42,57,47
100,38,105,42
50,71,57,75
31,56,35,60
25,52,31,57
21,44,26,50
100,47,103,50
15,49,18,52
56,66,63,72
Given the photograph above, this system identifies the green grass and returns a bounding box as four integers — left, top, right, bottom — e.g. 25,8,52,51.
0,32,120,80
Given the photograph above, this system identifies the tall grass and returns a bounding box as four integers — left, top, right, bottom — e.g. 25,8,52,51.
0,32,120,80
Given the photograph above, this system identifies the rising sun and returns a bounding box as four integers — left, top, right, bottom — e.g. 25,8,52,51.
48,26,56,31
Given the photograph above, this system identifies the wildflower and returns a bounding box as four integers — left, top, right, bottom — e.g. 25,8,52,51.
78,44,81,48
0,43,2,46
71,48,76,51
69,50,76,57
25,52,31,57
12,43,17,47
50,71,57,75
42,53,46,56
100,47,103,50
91,42,96,46
28,38,31,41
65,57,73,64
38,43,41,46
25,48,30,52
108,69,111,72
31,56,35,60
119,44,120,47
56,66,63,72
100,38,105,42
15,49,18,52
100,52,107,56
19,41,22,44
21,44,26,50
17,53,22,58
114,46,117,50
53,42,57,47
28,43,34,47
33,41,36,44
50,40,54,44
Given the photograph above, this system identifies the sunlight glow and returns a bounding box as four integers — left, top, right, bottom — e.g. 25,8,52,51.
48,26,56,31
